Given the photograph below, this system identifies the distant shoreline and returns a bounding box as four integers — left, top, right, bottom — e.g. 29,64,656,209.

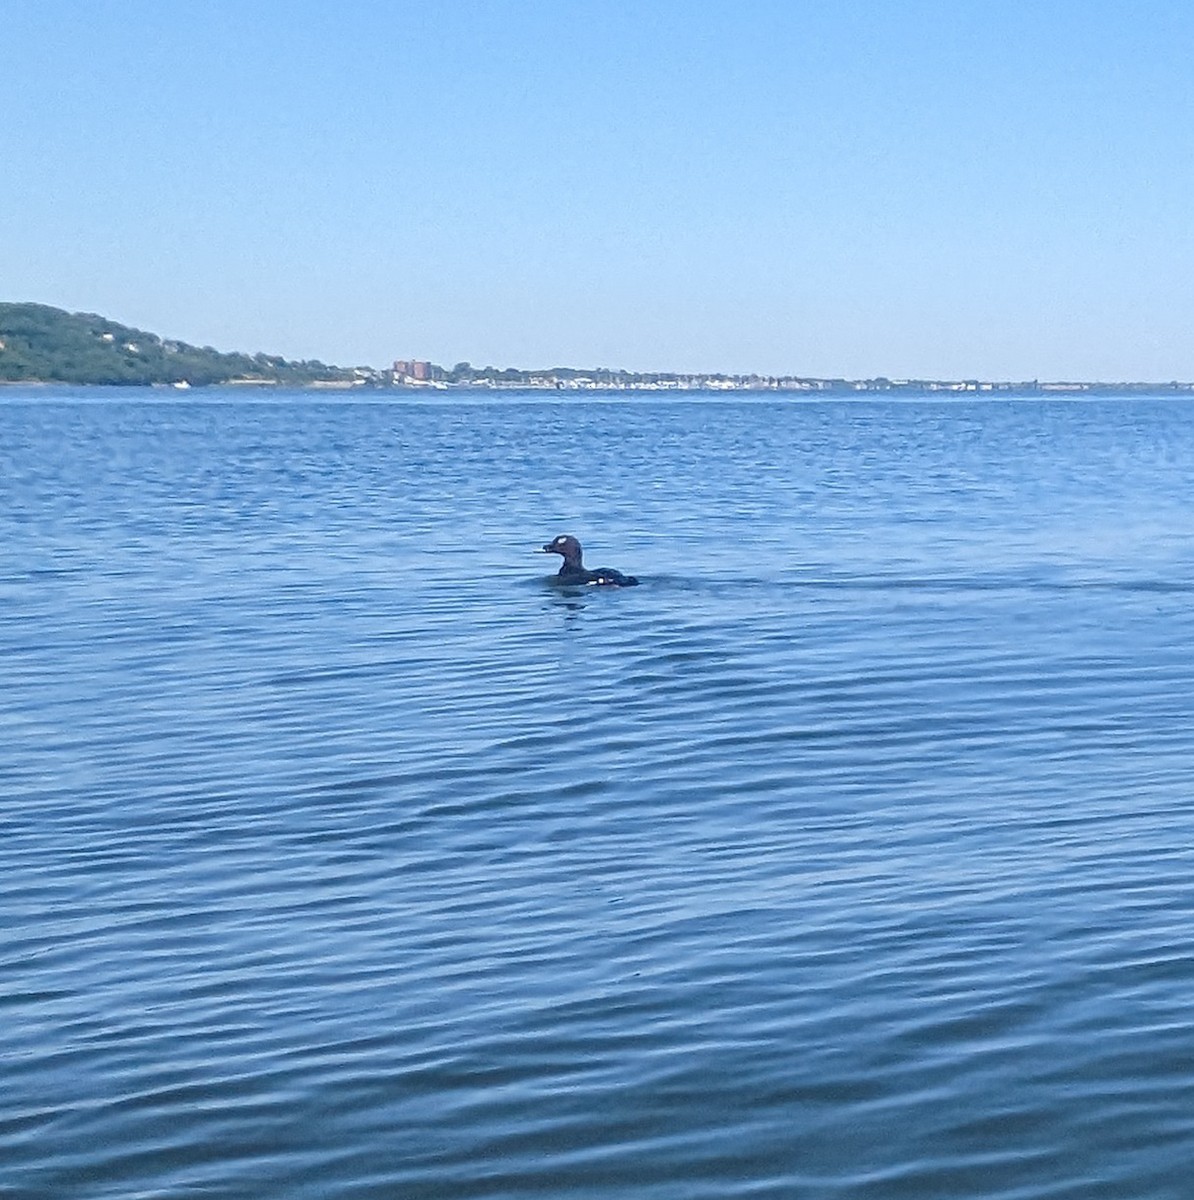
7,304,1194,395
4,379,1194,398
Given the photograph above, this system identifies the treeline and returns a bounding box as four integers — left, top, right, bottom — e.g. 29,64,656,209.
0,303,354,386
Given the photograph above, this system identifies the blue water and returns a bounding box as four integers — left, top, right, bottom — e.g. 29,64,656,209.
4,389,1194,1199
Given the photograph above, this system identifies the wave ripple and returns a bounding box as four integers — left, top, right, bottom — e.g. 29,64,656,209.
3,393,1194,1198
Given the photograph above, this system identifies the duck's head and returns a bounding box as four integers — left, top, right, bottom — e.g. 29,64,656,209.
541,534,583,564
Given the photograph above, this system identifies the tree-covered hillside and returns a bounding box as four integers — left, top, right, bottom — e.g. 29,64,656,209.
0,302,356,386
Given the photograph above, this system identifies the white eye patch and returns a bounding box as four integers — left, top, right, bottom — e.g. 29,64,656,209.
555,536,567,545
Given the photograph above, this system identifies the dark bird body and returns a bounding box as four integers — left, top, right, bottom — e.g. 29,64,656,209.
541,535,639,587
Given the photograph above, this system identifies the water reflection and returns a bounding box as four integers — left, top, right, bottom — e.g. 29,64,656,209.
541,578,599,621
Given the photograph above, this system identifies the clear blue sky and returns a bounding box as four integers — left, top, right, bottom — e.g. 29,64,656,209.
4,1,1194,379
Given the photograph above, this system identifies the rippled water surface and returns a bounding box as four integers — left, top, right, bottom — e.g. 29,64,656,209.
5,390,1194,1199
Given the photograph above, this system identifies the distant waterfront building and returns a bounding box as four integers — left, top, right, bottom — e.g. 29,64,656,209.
393,359,432,381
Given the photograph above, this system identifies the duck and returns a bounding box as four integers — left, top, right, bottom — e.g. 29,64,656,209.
540,535,639,587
